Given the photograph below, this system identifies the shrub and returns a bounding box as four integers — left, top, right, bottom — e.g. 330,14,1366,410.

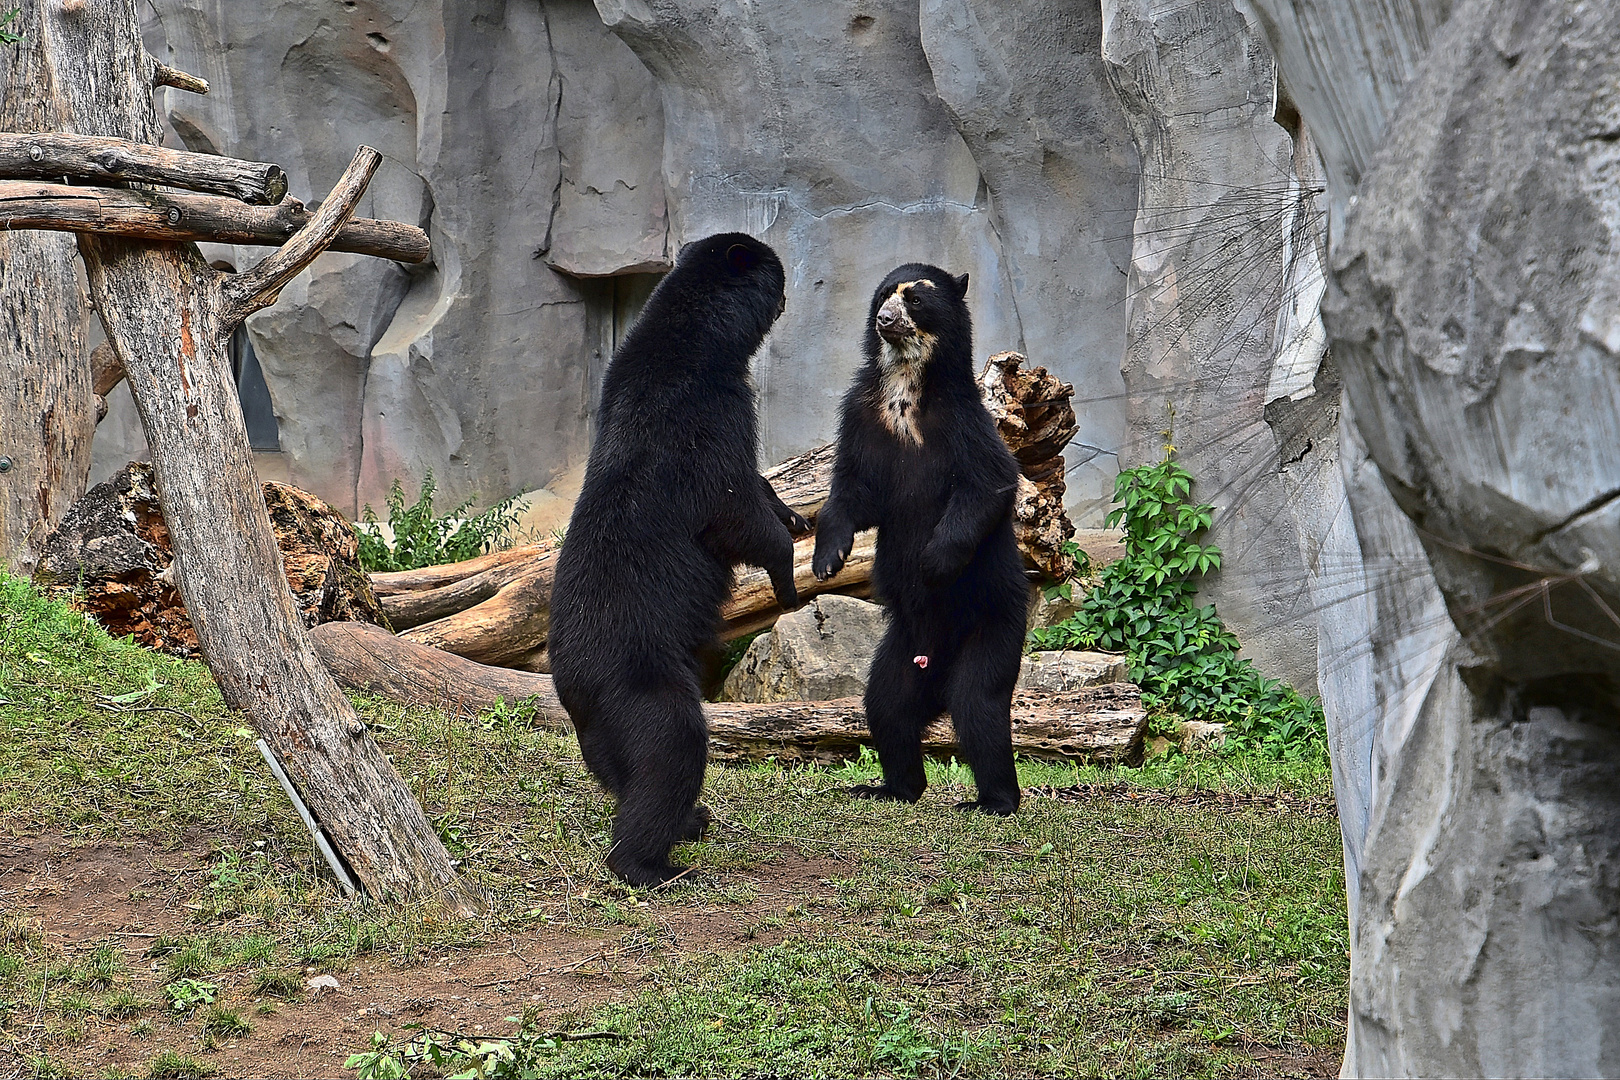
1030,457,1325,758
356,473,525,572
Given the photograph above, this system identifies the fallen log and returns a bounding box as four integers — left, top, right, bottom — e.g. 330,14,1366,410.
721,529,875,639
398,552,558,668
310,621,1148,765
371,543,549,597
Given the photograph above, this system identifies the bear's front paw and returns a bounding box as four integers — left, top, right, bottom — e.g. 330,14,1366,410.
785,510,811,535
812,544,848,581
772,578,800,611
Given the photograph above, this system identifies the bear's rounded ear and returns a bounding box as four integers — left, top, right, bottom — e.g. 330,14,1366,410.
727,244,758,274
953,272,970,297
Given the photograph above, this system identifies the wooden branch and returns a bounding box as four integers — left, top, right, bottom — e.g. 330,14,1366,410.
152,64,209,96
371,543,550,597
0,180,429,263
0,132,284,204
721,530,875,639
309,622,1149,765
221,146,381,325
90,341,124,396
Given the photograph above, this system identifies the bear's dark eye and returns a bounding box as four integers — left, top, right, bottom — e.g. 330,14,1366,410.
726,244,757,274
905,293,920,307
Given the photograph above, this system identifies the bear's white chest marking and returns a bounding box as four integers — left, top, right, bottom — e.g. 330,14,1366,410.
876,343,926,446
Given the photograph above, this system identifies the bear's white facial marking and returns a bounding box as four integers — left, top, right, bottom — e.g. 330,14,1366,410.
872,281,936,445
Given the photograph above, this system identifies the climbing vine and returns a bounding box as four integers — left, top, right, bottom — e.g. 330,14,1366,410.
1030,458,1326,759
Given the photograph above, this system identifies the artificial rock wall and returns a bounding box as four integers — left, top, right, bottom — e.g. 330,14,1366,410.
93,1,1331,694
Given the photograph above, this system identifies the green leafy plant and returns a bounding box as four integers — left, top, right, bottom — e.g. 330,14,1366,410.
356,473,526,573
162,978,217,1013
1030,458,1324,758
0,8,21,46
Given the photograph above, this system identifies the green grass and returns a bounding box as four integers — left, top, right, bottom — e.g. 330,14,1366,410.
0,573,1346,1077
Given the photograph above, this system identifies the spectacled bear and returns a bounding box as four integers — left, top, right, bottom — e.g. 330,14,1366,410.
812,264,1025,815
548,233,807,886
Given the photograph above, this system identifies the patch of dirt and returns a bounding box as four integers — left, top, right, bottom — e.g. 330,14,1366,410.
1029,782,1338,816
0,833,845,1079
1236,1038,1342,1079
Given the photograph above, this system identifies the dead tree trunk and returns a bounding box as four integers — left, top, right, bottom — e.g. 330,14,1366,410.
30,0,476,911
0,4,90,576
310,622,1149,765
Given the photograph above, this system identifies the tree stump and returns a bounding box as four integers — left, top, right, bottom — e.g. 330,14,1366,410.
32,463,388,653
980,351,1079,579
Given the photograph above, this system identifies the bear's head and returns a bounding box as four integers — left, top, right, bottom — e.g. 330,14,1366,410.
672,232,787,346
868,265,970,371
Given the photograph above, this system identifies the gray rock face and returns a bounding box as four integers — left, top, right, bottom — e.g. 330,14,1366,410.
1248,0,1620,1073
121,0,1147,532
723,593,1126,703
1100,0,1322,694
919,0,1139,523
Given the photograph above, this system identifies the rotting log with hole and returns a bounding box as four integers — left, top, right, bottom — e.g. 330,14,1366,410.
8,0,477,911
310,621,1149,765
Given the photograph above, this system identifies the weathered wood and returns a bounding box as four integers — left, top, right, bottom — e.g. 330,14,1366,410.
370,543,550,597
0,180,430,262
0,4,91,577
90,342,124,396
980,352,1079,580
382,555,540,630
33,463,390,652
151,64,209,96
44,0,474,911
720,530,876,639
760,442,837,524
309,621,1149,765
399,553,558,667
221,146,380,324
0,132,286,204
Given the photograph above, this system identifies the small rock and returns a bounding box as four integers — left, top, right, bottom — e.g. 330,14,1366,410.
1180,720,1227,753
1145,735,1174,759
1018,651,1127,693
307,974,342,996
720,594,887,703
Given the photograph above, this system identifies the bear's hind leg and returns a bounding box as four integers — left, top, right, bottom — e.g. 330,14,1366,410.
851,630,938,805
944,637,1021,816
603,687,710,887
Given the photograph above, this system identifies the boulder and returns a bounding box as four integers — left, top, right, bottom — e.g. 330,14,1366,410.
720,594,886,704
723,592,1126,703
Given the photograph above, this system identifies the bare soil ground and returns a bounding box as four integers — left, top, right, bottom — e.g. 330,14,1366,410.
1,831,854,1079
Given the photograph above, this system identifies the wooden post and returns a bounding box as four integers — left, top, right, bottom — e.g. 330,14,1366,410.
0,3,91,576
33,0,477,911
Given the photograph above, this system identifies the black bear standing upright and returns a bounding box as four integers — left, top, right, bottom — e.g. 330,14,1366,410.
812,265,1025,814
549,234,807,886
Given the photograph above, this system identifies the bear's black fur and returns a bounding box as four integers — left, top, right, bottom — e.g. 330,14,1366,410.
812,264,1025,815
549,233,807,886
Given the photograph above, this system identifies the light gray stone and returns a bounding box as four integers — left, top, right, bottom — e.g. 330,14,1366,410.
1100,0,1322,696
720,594,888,704
1017,650,1128,694
725,593,1126,703
1247,0,1620,1073
595,0,1026,473
1178,720,1226,752
919,0,1139,524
